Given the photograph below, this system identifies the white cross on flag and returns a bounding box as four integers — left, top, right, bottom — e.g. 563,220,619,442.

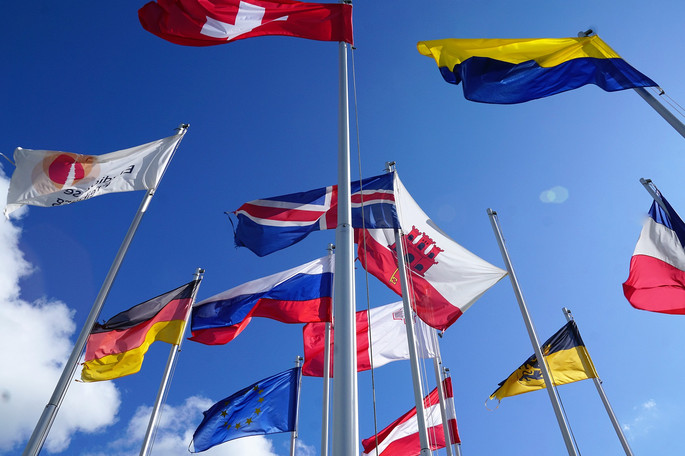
139,0,353,46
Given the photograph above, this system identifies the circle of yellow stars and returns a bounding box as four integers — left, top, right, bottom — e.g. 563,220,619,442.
220,385,264,431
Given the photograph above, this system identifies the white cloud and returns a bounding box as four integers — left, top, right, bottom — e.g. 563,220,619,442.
0,170,121,454
82,396,281,456
622,399,659,440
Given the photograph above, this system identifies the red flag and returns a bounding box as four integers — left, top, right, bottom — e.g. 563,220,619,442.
302,302,437,377
357,173,506,331
362,378,460,456
139,0,353,46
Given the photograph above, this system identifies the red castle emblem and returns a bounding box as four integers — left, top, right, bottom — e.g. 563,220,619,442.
389,226,443,280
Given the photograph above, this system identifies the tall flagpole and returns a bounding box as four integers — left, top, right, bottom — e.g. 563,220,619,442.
487,209,579,456
23,125,188,456
290,356,304,456
321,244,335,456
430,333,453,456
561,308,635,456
632,88,685,139
139,268,204,456
331,37,358,456
394,228,432,456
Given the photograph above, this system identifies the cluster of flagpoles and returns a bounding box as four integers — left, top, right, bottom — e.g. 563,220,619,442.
16,18,685,456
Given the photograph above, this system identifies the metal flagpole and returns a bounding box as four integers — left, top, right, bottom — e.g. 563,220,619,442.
394,228,432,456
633,87,685,140
442,368,462,456
430,332,453,456
331,37,358,456
290,356,304,456
23,125,188,456
321,244,335,456
139,268,204,456
639,178,668,212
561,308,635,456
487,209,579,456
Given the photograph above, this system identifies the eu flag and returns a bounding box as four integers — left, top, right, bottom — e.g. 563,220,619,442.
191,368,301,452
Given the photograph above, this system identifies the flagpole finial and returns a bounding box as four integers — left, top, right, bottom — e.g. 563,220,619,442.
577,28,595,37
176,123,190,133
384,161,396,172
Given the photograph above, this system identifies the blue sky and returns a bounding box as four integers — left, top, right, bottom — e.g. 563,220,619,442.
2,1,685,455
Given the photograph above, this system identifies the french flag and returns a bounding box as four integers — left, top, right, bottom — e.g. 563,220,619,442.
623,191,685,314
190,255,333,345
362,377,460,456
233,173,399,257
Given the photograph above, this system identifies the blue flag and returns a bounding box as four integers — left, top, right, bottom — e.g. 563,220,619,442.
233,172,399,257
191,368,301,452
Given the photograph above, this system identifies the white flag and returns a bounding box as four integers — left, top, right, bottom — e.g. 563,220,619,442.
4,131,185,216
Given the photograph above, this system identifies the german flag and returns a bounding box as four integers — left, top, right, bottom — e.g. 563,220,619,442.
489,321,598,401
81,281,198,382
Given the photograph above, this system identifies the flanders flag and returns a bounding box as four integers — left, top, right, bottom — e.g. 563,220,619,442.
489,321,598,401
417,35,657,104
81,281,198,382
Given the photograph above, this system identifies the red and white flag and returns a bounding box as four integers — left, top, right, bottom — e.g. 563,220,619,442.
357,173,507,331
302,301,437,377
139,0,353,46
362,377,460,456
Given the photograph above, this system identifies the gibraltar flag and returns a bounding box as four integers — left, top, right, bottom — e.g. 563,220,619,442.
302,301,437,377
362,377,460,456
139,0,353,46
4,132,184,217
358,173,507,331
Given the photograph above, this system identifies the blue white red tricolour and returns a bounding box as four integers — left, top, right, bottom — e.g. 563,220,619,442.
190,255,334,345
623,190,685,314
233,172,399,256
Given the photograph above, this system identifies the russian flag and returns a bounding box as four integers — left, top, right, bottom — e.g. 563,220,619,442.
233,173,399,257
190,255,334,345
623,191,685,314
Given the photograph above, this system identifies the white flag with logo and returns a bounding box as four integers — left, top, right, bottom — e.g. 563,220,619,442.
4,131,185,216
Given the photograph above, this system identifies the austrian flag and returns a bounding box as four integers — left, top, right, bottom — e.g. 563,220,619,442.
139,0,353,46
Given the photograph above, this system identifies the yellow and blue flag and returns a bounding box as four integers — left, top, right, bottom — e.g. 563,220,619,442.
489,321,597,401
417,35,657,104
190,368,301,452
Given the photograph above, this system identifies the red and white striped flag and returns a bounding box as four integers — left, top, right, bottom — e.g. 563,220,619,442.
362,378,460,456
302,301,437,377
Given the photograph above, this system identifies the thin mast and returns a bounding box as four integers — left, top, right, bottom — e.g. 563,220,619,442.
561,308,634,456
139,267,204,456
431,336,453,456
290,356,304,456
321,244,335,456
633,88,685,139
23,125,188,456
487,208,579,456
394,227,432,456
331,37,358,456
639,178,668,213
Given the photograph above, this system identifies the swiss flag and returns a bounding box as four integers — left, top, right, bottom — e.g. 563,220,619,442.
139,0,353,46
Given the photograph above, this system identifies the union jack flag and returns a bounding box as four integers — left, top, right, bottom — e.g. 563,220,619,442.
234,173,399,256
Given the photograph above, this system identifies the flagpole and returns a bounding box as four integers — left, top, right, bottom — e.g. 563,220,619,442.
321,244,335,456
487,209,579,456
290,356,304,456
331,38,358,456
442,368,462,456
431,333,453,456
633,87,685,139
639,178,668,212
139,268,204,456
394,228,432,456
23,125,188,456
561,308,635,456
